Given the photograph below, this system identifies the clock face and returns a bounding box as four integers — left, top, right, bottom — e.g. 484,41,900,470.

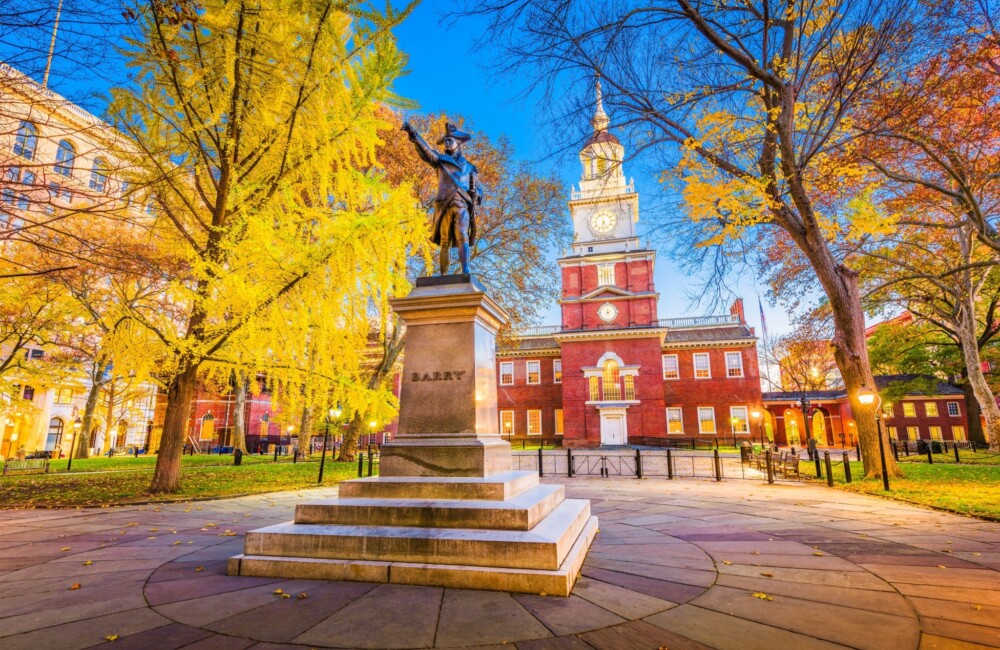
589,210,618,238
598,302,618,323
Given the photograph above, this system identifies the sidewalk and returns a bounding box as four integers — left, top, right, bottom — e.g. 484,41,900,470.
0,478,998,649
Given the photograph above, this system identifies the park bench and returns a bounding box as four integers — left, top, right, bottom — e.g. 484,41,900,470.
2,458,50,476
781,455,800,479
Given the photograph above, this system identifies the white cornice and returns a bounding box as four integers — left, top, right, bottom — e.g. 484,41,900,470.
554,328,667,344
661,339,757,349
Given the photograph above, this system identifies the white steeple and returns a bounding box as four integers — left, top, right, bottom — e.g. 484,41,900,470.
591,78,610,133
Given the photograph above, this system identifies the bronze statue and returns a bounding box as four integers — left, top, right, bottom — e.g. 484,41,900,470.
401,121,482,275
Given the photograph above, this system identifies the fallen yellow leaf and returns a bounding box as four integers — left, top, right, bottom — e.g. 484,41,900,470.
938,565,947,569
813,552,824,557
760,572,773,577
82,560,93,566
280,593,291,599
60,547,70,552
105,634,118,641
194,566,204,572
722,561,732,565
273,588,284,595
972,605,982,611
69,583,82,590
750,592,774,601
297,593,308,600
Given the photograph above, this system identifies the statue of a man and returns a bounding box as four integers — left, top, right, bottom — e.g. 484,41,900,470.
401,121,481,275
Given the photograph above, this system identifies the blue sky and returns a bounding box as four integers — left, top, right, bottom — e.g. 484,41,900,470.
24,0,793,340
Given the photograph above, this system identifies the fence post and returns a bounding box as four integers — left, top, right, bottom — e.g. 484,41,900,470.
538,447,543,478
713,449,722,481
925,443,933,464
293,449,298,464
855,444,861,461
954,442,961,463
635,449,642,479
765,449,774,484
357,453,364,478
972,441,977,453
843,452,852,483
368,451,374,477
903,440,909,456
273,446,279,463
667,449,674,480
567,449,573,478
824,452,833,487
814,450,823,479
891,440,899,461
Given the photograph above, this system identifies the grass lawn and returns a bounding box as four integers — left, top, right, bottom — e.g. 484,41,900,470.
0,455,362,508
800,448,1000,520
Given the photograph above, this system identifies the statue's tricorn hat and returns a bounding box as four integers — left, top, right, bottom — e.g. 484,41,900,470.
436,122,471,145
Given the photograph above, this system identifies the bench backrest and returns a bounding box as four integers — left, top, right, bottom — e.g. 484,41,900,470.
3,459,50,475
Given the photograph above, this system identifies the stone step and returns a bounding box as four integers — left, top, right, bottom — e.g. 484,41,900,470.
294,483,565,531
229,515,598,597
244,498,591,571
336,470,538,501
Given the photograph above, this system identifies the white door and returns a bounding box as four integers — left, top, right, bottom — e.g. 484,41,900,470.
601,414,626,445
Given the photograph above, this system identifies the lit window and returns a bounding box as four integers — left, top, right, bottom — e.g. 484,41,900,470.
952,425,966,441
947,402,960,417
602,360,621,400
89,158,109,191
598,263,615,286
725,352,743,378
902,402,916,417
526,360,541,385
693,353,710,379
500,410,514,436
13,121,37,159
623,375,635,400
666,407,683,434
555,409,564,435
883,403,894,418
55,388,74,404
906,426,919,441
730,406,749,434
54,140,75,176
553,359,562,383
922,402,938,417
588,376,599,401
499,362,513,386
698,407,716,434
888,426,898,440
662,354,679,379
929,426,943,441
527,410,542,436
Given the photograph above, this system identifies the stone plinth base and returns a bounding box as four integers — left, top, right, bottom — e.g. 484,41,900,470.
229,471,597,596
379,434,512,477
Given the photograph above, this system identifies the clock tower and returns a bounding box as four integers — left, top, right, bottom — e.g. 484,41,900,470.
554,81,667,447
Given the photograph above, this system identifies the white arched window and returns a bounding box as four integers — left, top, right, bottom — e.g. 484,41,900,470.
13,121,37,160
54,140,76,176
602,359,621,400
45,417,64,451
89,158,109,192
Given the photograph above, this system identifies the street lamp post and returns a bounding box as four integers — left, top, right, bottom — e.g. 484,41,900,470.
858,385,890,491
730,417,738,448
67,417,82,472
319,406,341,484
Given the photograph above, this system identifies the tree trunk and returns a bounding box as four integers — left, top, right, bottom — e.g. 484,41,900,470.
149,363,199,493
960,374,986,445
104,380,117,455
340,412,364,463
76,374,103,459
232,371,248,453
955,298,1000,451
299,405,314,455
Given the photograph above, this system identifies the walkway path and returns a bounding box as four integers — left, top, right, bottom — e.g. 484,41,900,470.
0,478,998,649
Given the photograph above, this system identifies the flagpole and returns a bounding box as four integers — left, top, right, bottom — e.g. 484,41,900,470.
43,0,64,88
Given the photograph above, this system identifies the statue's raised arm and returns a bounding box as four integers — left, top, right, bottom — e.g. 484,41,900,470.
401,121,479,276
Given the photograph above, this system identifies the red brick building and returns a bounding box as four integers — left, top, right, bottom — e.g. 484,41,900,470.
496,86,763,448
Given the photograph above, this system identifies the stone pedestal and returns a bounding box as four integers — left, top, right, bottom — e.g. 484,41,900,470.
229,275,596,596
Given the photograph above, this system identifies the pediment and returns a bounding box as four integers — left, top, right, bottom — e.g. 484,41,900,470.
580,286,631,300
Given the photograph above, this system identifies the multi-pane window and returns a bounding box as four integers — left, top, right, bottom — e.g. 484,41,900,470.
698,407,716,434
598,263,615,286
725,352,744,378
730,406,749,434
666,407,683,434
16,194,29,210
1,189,13,206
54,140,75,176
54,388,74,404
527,410,542,436
553,359,562,383
89,158,109,191
947,402,961,417
929,426,943,440
623,375,635,400
693,353,711,379
662,354,679,380
602,360,621,400
526,360,541,385
882,403,895,418
907,426,919,441
902,402,917,417
555,409,564,436
925,402,939,417
500,410,514,436
952,425,966,441
588,376,599,401
499,362,513,386
13,121,37,159
888,426,899,440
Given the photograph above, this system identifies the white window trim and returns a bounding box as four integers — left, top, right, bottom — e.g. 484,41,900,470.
598,263,615,287
500,410,514,436
693,353,711,379
902,402,917,418
730,406,750,434
526,360,541,385
554,409,564,436
499,361,514,386
553,359,562,384
947,401,961,417
924,402,939,417
697,406,717,434
725,351,744,378
662,354,679,380
666,407,684,434
527,409,542,436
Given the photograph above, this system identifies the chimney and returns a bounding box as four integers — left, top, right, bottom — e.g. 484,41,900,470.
730,298,746,324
